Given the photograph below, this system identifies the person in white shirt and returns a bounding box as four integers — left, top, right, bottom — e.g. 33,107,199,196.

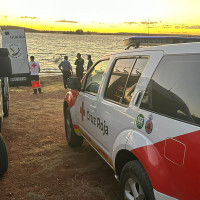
29,56,42,94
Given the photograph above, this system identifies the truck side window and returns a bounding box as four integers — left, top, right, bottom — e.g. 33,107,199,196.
122,58,148,105
104,58,136,103
105,57,148,105
84,59,109,95
140,55,200,126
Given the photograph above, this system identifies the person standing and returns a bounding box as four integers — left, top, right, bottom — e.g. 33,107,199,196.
29,56,42,94
58,56,73,89
87,55,93,70
75,53,84,80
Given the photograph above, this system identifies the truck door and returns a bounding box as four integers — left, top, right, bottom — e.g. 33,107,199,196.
94,51,163,160
74,59,110,141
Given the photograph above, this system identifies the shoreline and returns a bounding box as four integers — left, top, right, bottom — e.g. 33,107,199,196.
2,25,199,37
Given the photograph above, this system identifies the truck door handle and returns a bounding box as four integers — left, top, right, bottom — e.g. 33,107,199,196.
90,104,96,112
134,91,142,106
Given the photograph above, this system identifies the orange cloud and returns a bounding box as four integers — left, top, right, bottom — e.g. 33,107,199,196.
55,19,78,23
124,22,138,25
183,25,200,29
20,16,37,19
141,21,158,25
162,24,173,29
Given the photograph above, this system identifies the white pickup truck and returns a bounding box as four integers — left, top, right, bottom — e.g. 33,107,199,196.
0,48,12,176
63,37,200,200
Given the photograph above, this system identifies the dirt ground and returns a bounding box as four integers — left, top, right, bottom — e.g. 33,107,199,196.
0,76,119,200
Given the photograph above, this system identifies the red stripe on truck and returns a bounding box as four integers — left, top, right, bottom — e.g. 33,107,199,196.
131,130,200,199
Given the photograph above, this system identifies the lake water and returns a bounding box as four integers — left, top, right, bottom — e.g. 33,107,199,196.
1,32,128,76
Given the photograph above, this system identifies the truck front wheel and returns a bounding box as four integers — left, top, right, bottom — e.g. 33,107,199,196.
0,134,8,176
64,107,84,147
120,160,155,200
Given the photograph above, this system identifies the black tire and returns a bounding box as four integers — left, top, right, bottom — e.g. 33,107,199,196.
120,160,155,200
0,48,9,57
2,78,10,118
3,100,9,117
64,107,84,147
0,57,12,77
0,134,8,176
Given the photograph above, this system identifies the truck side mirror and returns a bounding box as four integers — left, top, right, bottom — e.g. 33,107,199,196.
0,48,12,77
67,77,81,91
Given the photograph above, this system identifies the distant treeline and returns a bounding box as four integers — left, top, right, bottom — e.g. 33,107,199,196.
0,25,133,35
0,25,135,35
0,25,196,37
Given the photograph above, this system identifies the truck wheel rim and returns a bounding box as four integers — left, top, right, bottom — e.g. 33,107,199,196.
124,178,145,200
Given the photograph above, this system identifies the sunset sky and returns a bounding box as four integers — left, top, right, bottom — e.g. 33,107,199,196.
1,0,200,35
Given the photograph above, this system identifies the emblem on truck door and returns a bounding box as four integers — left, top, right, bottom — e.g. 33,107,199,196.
80,102,85,121
136,114,144,129
145,114,153,134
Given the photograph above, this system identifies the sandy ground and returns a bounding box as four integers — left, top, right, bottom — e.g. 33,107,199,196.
0,76,119,200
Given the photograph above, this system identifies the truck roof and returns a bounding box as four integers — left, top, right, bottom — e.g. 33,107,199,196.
123,42,200,55
122,36,200,55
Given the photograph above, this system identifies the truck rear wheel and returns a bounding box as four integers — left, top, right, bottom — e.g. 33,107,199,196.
120,160,155,200
64,107,84,147
0,134,8,176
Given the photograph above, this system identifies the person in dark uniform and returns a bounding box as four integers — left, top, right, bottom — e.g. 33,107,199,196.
87,55,93,70
58,56,73,89
75,53,84,80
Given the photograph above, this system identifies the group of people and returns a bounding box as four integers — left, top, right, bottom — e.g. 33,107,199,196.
58,53,93,89
29,53,93,93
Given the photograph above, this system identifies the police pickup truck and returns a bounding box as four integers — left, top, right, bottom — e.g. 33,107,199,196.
63,36,200,200
0,48,12,176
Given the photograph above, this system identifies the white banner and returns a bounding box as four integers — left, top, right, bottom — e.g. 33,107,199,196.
2,29,29,74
